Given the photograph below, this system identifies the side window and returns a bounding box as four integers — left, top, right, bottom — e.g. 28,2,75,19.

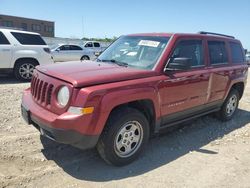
59,45,70,51
170,40,204,67
85,42,93,47
0,32,10,45
208,41,228,65
94,42,100,47
70,45,83,50
229,42,245,64
11,32,46,45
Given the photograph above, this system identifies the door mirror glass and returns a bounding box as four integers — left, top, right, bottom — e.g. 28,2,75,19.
165,57,192,71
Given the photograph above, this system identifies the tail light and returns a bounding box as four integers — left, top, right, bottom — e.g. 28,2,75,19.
43,48,51,54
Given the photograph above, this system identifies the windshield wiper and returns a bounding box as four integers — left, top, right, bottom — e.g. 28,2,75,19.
97,59,128,67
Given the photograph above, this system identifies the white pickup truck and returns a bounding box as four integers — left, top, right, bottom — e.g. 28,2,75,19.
83,41,107,52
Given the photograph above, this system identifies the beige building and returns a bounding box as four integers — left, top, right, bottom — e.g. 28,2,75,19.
0,14,55,37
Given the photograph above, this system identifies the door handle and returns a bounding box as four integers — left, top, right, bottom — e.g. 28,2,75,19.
2,49,11,52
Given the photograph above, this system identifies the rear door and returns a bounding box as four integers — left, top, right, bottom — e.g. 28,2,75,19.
159,37,210,125
93,42,101,52
56,45,71,61
69,45,83,60
0,31,12,68
206,40,230,102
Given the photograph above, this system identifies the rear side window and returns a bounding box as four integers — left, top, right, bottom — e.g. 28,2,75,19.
70,45,82,50
0,32,10,44
59,45,70,51
94,42,100,47
208,41,228,65
229,42,245,64
171,40,204,67
11,32,46,45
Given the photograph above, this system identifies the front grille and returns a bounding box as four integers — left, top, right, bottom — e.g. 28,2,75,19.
31,76,54,106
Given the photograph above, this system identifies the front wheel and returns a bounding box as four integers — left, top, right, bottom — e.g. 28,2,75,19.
217,89,239,121
97,107,150,166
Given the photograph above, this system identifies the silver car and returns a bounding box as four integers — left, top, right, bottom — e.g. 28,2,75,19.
51,44,96,62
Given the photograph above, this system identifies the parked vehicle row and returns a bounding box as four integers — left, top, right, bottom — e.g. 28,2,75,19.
21,31,248,166
0,28,108,80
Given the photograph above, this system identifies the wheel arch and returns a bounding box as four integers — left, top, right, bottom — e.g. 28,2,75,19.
231,82,244,99
108,99,156,135
14,57,39,68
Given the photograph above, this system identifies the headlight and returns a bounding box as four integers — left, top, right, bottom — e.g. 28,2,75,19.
57,86,70,107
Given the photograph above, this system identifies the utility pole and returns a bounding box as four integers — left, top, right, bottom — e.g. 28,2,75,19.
82,16,84,39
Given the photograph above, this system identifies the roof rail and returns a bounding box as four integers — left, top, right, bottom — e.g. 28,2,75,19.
198,31,235,39
0,26,24,31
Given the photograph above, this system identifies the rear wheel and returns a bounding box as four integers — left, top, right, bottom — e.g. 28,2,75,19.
97,107,150,166
217,89,239,121
14,60,38,81
80,56,90,61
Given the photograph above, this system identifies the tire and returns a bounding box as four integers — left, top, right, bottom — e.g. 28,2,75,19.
97,107,150,166
14,60,38,81
80,56,90,61
217,88,239,121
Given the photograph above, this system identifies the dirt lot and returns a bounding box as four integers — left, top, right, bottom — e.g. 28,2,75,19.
0,73,250,188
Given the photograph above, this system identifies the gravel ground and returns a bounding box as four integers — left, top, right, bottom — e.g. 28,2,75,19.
0,73,250,188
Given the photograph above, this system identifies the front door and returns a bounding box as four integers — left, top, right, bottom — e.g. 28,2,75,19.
159,39,209,126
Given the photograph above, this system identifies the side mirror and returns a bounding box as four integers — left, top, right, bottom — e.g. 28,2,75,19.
165,57,192,72
56,48,60,52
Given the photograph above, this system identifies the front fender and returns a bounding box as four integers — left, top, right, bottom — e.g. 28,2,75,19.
93,87,160,135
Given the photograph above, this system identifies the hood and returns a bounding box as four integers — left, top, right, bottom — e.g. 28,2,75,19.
36,61,158,87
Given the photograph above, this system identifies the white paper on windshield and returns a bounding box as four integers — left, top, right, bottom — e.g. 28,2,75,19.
127,52,137,56
138,40,160,47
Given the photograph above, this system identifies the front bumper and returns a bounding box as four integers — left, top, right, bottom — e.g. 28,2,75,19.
21,90,99,150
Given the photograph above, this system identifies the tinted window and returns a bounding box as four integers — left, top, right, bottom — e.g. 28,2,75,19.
0,32,10,44
208,41,228,65
11,32,46,45
230,42,245,64
32,24,41,31
171,40,204,67
2,21,13,27
85,42,93,47
94,42,100,47
59,45,70,51
70,45,82,50
21,23,28,30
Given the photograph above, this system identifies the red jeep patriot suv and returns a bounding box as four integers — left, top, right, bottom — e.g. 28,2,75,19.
21,32,248,166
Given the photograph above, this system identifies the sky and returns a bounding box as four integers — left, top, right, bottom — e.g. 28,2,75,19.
1,0,250,49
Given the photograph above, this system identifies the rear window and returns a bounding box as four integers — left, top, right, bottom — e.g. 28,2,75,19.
94,42,100,47
11,32,46,45
208,41,228,65
229,42,245,64
0,31,10,44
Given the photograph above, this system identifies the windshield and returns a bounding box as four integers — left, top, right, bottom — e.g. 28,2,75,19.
97,36,170,70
